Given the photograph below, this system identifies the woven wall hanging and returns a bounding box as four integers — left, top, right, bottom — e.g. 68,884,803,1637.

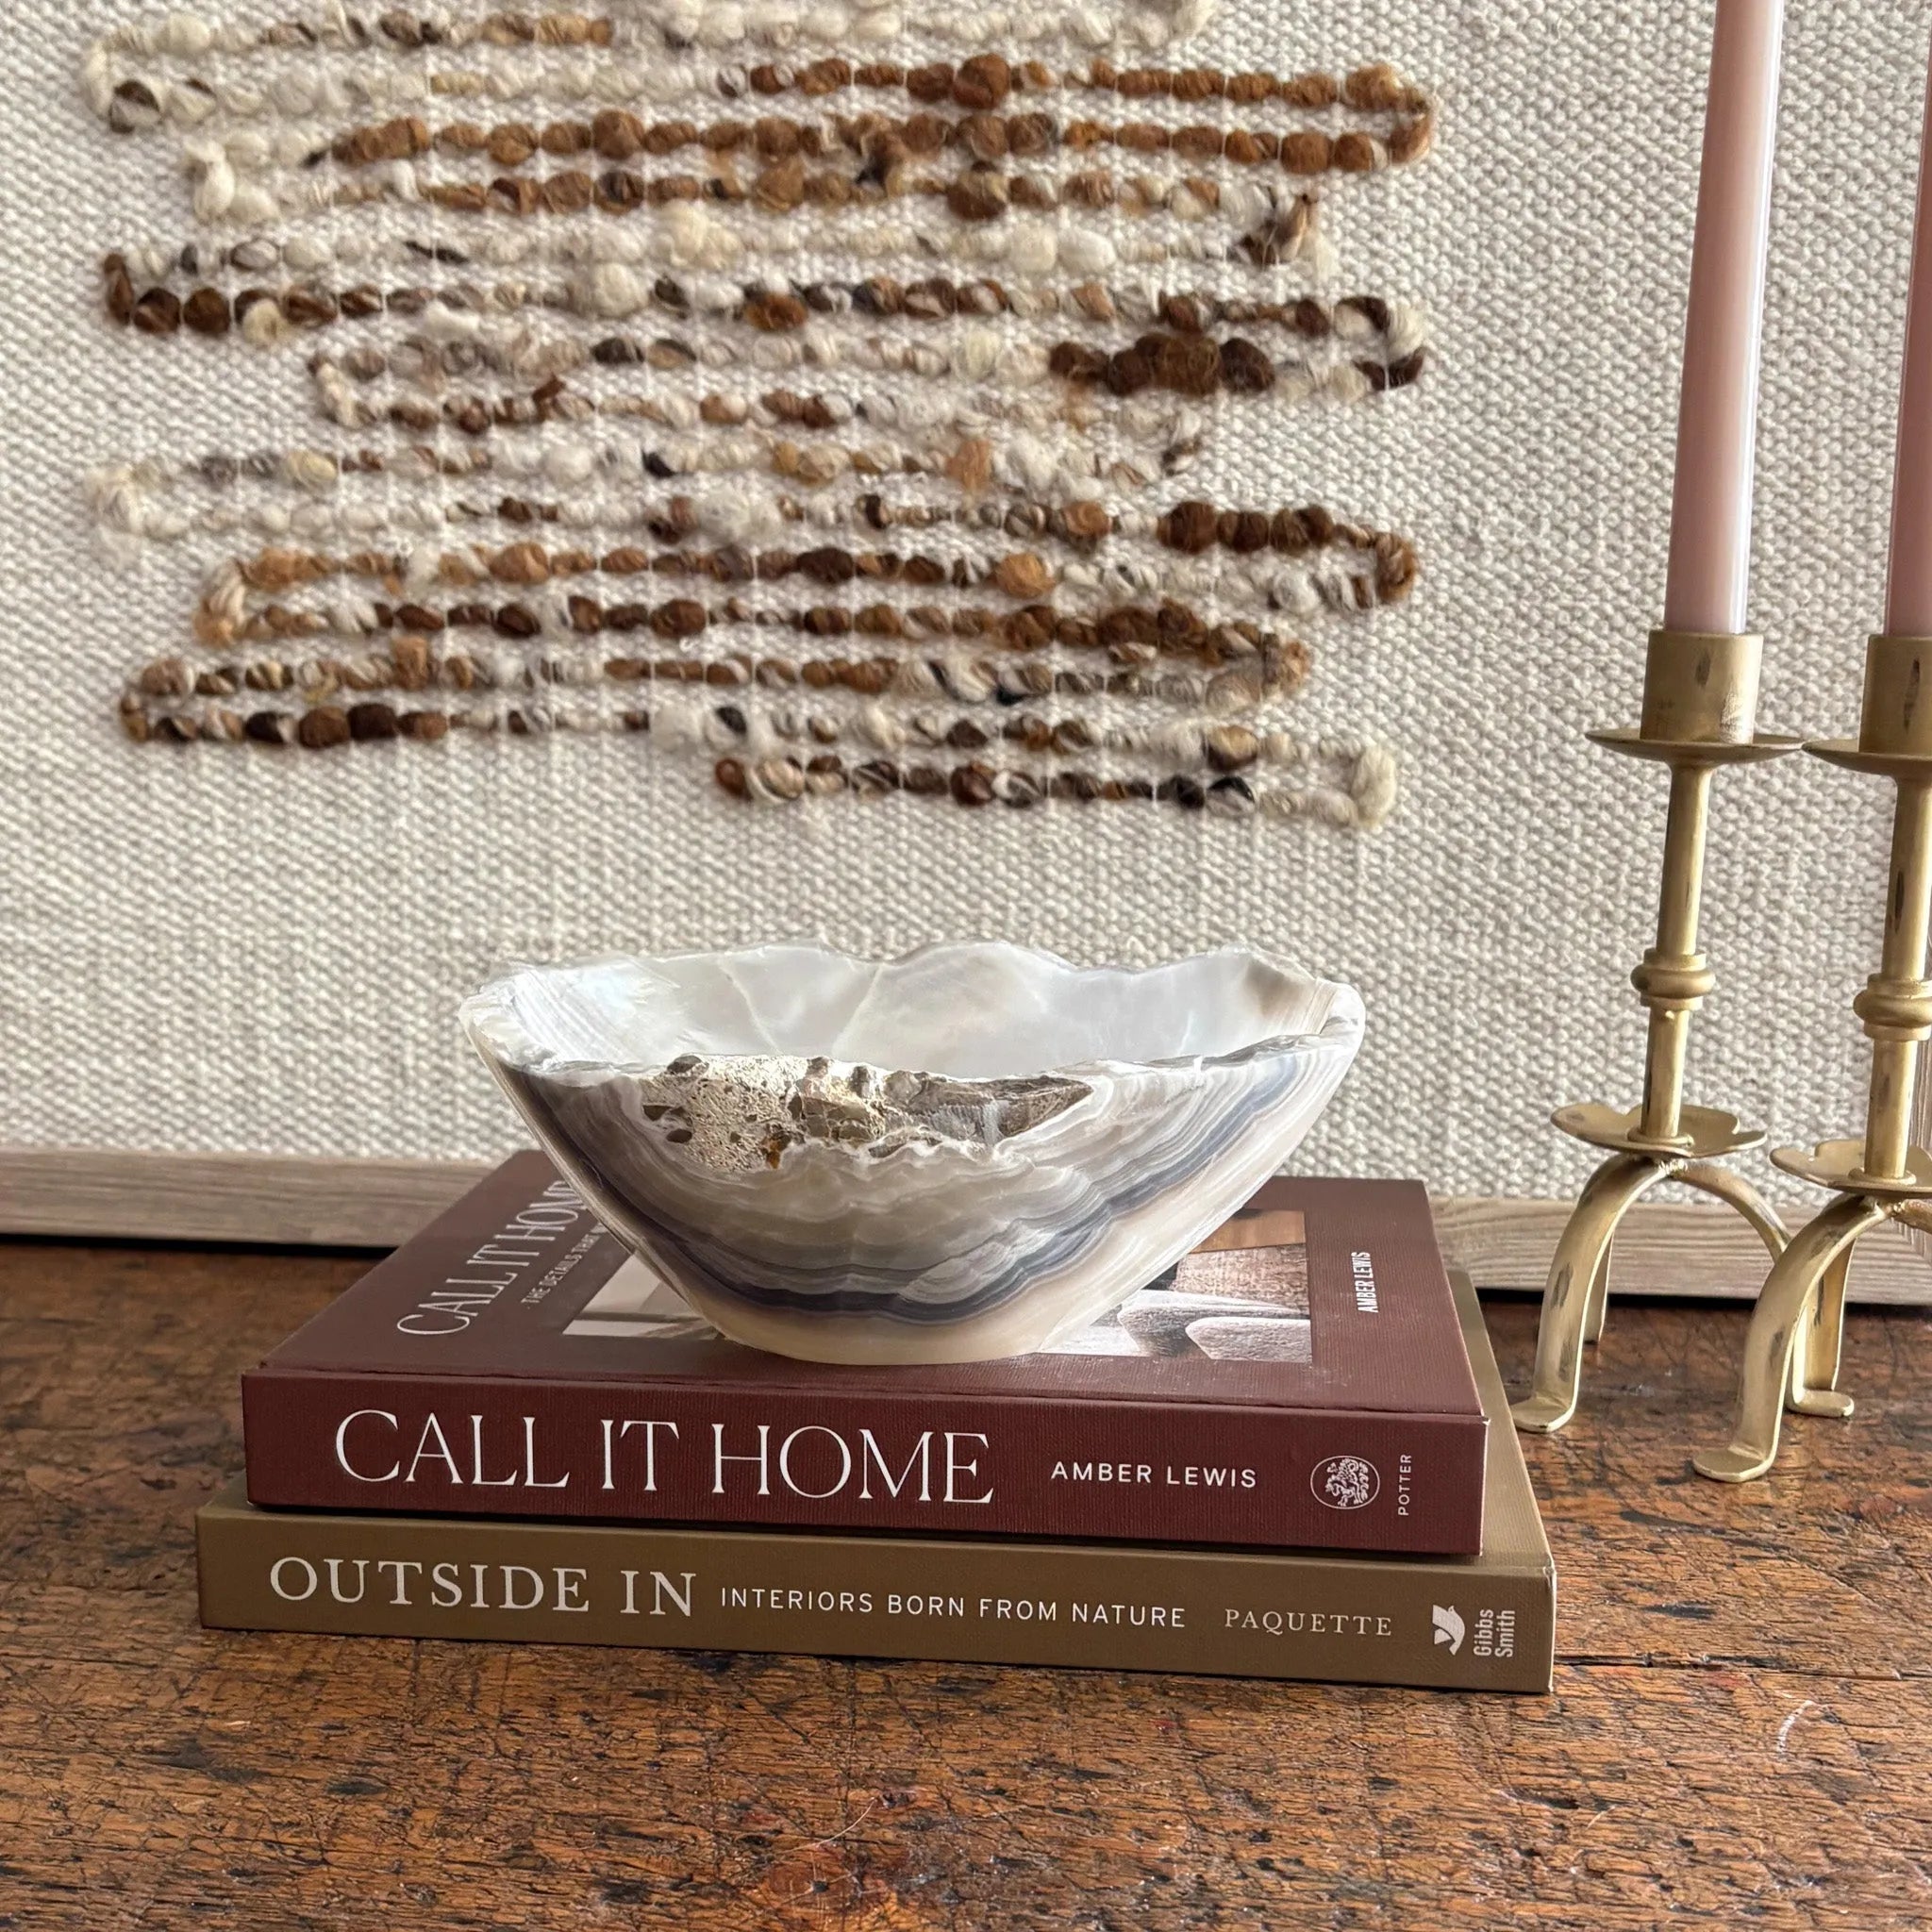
86,0,1429,826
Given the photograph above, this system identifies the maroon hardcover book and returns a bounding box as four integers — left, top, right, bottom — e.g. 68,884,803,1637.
242,1154,1486,1553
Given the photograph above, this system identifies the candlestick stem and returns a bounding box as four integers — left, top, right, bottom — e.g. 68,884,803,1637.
1860,778,1932,1180
1636,761,1717,1146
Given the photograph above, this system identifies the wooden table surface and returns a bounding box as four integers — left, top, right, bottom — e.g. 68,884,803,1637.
3,1241,1929,1930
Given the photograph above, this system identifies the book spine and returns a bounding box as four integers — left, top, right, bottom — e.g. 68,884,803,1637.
197,1502,1553,1693
242,1370,1487,1555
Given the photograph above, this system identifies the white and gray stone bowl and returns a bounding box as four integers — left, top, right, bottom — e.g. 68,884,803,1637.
459,942,1364,1364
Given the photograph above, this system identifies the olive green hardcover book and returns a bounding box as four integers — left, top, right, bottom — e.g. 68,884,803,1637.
199,1273,1554,1692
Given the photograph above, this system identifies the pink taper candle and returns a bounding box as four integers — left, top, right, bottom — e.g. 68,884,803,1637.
1886,45,1932,636
1663,0,1784,638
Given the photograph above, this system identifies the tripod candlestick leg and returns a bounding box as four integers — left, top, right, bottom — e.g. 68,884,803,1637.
1582,1245,1612,1346
1790,1248,1856,1419
1512,1155,1661,1434
1695,1195,1889,1481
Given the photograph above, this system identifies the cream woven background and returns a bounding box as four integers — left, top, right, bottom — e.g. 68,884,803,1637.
0,1,1918,1200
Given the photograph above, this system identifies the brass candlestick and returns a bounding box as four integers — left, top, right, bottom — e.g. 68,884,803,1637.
1696,635,1932,1481
1512,631,1802,1436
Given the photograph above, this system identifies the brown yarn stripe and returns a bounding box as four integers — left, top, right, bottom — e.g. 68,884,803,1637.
331,102,1430,176
134,641,1306,707
1045,331,1423,397
116,690,1315,817
109,47,1426,126
104,263,1422,388
122,669,1299,761
165,494,1410,575
409,159,1355,221
315,55,1427,121
714,758,1289,813
192,591,1316,674
756,56,1428,115
108,258,1394,342
353,363,1414,446
202,526,1417,604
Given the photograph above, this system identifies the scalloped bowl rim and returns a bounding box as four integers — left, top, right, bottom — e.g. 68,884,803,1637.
459,941,1366,1093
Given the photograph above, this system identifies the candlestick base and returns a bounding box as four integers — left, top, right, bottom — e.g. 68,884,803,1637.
1512,630,1799,1438
1509,1124,1789,1436
1690,1175,1894,1481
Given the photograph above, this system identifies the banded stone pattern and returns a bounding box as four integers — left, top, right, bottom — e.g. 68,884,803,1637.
86,1,1431,824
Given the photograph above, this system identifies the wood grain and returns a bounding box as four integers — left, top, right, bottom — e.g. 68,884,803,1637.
5,1146,1930,1303
1430,1191,1929,1305
2,1239,1929,1928
0,1147,492,1246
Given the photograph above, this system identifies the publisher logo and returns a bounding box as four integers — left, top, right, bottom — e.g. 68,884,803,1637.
1309,1454,1380,1511
1432,1606,1465,1655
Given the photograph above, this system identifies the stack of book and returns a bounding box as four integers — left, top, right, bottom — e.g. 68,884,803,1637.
201,1155,1554,1691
